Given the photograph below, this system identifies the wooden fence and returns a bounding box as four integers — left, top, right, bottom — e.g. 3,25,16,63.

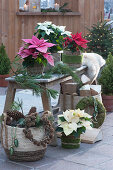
0,0,104,61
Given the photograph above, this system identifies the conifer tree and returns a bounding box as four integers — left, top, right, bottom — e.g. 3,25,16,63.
0,43,11,75
86,21,113,59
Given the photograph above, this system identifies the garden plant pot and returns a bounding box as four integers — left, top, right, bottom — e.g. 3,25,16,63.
44,52,61,72
62,50,83,69
0,74,9,87
61,133,80,149
102,95,113,112
1,124,47,162
27,63,44,76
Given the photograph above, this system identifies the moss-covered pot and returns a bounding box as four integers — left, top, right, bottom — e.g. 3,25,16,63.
62,50,83,69
61,133,80,149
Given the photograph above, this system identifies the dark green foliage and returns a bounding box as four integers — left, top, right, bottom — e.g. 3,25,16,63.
13,60,81,99
36,115,43,127
85,21,113,59
23,54,47,67
0,43,11,75
98,53,113,95
41,3,72,13
59,116,66,122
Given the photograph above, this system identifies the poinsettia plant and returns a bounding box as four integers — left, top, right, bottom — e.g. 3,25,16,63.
63,32,89,53
34,21,72,53
57,109,92,137
18,35,56,67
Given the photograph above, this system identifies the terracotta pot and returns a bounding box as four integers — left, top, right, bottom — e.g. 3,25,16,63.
102,95,113,112
0,74,9,87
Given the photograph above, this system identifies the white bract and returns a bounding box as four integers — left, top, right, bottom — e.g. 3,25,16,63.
58,109,92,136
37,21,71,36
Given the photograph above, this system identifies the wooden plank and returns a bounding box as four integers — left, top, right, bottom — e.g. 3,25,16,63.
16,12,81,16
1,0,104,62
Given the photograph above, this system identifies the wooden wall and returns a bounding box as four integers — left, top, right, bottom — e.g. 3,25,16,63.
0,0,104,61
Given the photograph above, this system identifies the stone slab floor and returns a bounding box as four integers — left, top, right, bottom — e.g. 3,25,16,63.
0,87,113,170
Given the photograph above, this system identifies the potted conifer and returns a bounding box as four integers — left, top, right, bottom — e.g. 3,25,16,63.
0,44,11,87
98,53,113,112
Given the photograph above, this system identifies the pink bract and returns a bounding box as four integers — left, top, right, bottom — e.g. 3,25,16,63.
18,36,56,66
22,36,55,53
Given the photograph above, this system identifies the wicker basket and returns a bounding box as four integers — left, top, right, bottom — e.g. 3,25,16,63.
27,63,44,76
1,123,47,162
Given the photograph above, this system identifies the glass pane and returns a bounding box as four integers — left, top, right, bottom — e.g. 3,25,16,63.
41,0,55,9
19,0,26,7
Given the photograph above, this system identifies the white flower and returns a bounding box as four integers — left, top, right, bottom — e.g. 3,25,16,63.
81,120,92,130
45,29,54,35
43,21,52,26
83,112,92,119
62,122,78,136
63,110,73,122
57,26,66,32
52,24,57,29
61,31,72,36
38,25,47,31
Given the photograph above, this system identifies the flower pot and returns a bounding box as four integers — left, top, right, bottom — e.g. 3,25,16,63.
0,74,9,87
102,95,113,112
44,53,61,72
27,63,44,76
62,50,83,69
61,133,80,149
1,124,47,162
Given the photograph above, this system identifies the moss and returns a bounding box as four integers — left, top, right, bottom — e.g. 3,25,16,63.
76,97,106,128
61,133,80,149
62,54,83,64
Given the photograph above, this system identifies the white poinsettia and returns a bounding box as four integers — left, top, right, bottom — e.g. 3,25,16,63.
81,120,92,130
38,25,47,31
57,26,66,32
61,31,72,36
61,122,78,136
52,24,57,29
45,29,54,35
43,21,52,26
57,109,92,136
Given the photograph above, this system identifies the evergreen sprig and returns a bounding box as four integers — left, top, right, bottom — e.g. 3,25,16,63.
12,58,81,99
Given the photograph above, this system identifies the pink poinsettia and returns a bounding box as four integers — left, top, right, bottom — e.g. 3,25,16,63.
22,36,55,53
64,32,89,53
18,36,56,66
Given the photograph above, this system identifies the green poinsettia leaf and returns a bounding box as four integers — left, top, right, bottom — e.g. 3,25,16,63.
56,127,63,132
59,116,66,122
